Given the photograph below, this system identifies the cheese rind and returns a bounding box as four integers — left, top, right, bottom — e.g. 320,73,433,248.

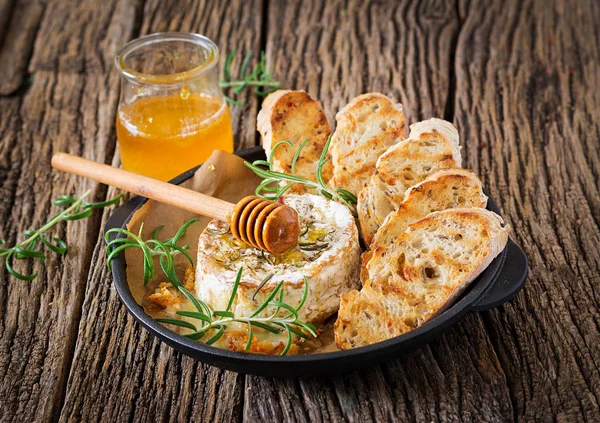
196,194,361,324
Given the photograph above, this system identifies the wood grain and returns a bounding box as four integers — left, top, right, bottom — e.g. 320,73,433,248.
264,0,459,126
0,0,598,422
0,0,15,46
0,0,46,95
56,1,263,422
455,0,600,421
0,73,122,422
0,0,140,421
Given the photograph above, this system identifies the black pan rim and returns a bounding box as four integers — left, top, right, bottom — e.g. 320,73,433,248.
105,147,518,372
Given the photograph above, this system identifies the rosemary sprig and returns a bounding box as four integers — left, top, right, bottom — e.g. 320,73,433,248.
105,221,316,355
105,218,199,286
0,191,122,281
219,50,280,106
244,135,358,215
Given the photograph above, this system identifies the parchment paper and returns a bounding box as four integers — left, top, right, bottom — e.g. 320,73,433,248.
124,150,263,305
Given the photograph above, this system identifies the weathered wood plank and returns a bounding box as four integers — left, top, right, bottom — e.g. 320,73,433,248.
0,73,123,422
245,1,514,421
57,1,264,421
0,0,15,46
29,0,141,75
0,0,46,95
1,0,597,422
0,1,141,421
456,0,600,421
264,0,459,125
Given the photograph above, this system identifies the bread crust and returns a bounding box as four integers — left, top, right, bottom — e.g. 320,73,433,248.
257,90,333,192
360,169,488,283
329,93,406,195
357,118,462,245
335,208,510,349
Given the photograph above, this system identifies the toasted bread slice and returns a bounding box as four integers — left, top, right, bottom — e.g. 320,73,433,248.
329,93,406,195
360,169,488,283
357,118,462,245
335,208,509,349
257,90,333,192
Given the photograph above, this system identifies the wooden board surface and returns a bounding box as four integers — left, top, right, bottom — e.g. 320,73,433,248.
0,0,598,422
56,1,261,422
455,0,600,420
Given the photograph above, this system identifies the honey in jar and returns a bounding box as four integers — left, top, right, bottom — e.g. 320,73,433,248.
116,92,233,181
115,33,233,181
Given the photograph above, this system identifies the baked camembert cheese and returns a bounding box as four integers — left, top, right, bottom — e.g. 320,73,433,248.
196,194,361,325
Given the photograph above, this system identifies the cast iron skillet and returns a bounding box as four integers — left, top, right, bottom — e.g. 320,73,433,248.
105,147,528,377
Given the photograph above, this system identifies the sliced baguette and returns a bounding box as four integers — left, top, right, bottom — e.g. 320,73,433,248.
329,93,406,195
335,208,510,349
357,118,462,245
257,90,333,192
360,169,488,283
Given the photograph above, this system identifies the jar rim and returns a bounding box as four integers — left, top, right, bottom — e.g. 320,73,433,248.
115,32,219,84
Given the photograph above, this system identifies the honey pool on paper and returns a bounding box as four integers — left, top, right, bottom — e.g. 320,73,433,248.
116,93,234,181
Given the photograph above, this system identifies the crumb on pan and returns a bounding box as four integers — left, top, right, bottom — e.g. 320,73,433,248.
220,329,300,355
148,282,181,309
184,266,195,291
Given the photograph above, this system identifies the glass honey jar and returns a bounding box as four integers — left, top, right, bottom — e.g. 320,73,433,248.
115,33,234,181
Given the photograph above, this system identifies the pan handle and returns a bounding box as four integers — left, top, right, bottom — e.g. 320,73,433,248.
471,239,528,312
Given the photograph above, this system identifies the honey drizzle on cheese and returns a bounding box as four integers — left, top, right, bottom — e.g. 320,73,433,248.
207,208,335,274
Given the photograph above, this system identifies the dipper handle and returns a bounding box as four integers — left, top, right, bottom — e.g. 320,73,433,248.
51,152,233,221
51,153,301,254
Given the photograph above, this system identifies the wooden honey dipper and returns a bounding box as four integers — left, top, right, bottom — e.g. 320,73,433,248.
51,153,301,254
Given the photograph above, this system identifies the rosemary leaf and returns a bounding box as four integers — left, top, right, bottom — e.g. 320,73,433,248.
219,50,280,107
151,225,164,240
280,327,293,356
275,322,309,340
155,318,197,332
251,272,274,301
1,191,122,281
84,194,123,208
249,280,284,318
205,325,226,345
39,235,68,255
245,324,254,350
248,321,281,334
268,301,298,319
53,196,76,206
184,332,206,341
176,311,212,323
171,218,200,244
5,254,37,280
226,267,243,312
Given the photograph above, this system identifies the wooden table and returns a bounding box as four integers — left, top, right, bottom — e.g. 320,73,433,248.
0,0,598,421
